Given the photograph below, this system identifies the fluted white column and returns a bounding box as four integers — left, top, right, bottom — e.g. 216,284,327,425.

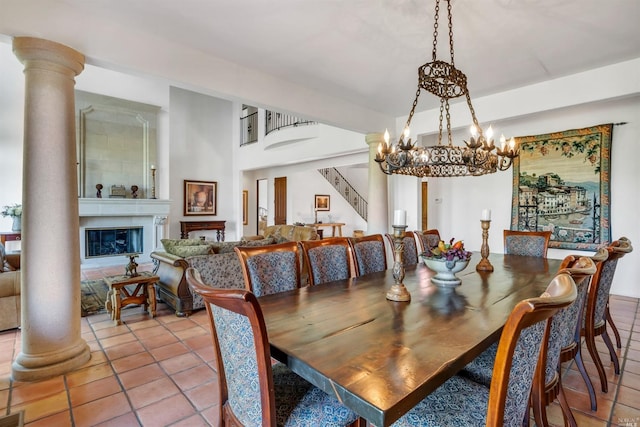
365,133,389,235
12,37,90,381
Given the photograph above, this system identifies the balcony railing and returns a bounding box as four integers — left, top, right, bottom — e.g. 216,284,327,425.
240,111,258,145
265,110,315,136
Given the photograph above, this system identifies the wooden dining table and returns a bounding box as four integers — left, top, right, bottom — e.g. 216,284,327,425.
258,252,562,427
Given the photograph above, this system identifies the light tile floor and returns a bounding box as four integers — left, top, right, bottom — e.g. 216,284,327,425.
0,264,638,426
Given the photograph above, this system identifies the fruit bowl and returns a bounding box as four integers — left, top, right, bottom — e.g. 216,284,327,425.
422,256,471,288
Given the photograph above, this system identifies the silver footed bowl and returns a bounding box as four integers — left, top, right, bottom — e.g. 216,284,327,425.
422,256,471,288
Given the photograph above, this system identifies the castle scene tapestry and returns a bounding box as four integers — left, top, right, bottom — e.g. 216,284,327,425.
510,123,612,251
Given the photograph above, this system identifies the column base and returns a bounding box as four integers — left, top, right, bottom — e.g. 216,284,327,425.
11,340,91,382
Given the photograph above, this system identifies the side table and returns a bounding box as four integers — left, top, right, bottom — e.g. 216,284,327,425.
104,272,159,325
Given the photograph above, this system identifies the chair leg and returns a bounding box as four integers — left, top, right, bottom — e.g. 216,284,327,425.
557,378,578,427
574,346,598,411
601,328,620,374
605,303,622,349
585,329,609,393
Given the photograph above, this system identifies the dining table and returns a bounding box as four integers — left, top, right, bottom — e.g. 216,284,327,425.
258,252,563,427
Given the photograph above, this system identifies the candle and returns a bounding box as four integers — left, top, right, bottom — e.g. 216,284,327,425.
481,209,491,221
393,209,407,226
151,164,156,170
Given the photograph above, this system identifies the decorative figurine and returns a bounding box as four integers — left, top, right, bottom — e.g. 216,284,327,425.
96,183,103,198
125,254,139,277
131,185,139,199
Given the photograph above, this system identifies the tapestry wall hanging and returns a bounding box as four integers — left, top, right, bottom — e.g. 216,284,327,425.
510,123,612,251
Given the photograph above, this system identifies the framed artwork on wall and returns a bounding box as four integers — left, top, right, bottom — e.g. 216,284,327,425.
510,123,612,251
184,180,217,216
315,194,330,211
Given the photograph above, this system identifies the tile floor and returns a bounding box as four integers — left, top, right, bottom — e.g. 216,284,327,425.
0,264,638,426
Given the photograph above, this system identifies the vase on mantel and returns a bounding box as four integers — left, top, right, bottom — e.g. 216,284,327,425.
12,216,21,232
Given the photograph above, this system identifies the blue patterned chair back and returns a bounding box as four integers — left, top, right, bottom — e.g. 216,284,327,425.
385,232,419,266
416,229,440,253
350,234,387,276
235,241,302,297
487,273,576,426
504,230,551,257
301,237,354,286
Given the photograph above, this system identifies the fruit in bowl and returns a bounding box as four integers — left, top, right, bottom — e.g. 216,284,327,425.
420,238,472,288
421,238,472,261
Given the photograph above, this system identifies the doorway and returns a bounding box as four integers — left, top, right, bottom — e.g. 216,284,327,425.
421,181,429,230
257,179,267,235
274,177,287,225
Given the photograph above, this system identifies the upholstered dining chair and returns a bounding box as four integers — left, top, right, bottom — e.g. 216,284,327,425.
391,272,577,427
416,229,441,253
558,249,608,412
348,234,387,276
299,237,355,286
582,237,633,396
503,230,552,257
185,268,364,427
234,241,302,297
384,231,419,266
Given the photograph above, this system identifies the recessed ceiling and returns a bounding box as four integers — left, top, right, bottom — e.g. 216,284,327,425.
1,0,639,132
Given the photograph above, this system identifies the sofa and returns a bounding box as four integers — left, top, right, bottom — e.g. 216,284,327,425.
151,224,318,316
0,243,21,331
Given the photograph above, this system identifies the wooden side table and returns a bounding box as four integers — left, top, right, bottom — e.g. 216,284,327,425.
180,220,226,241
0,231,21,246
104,272,159,325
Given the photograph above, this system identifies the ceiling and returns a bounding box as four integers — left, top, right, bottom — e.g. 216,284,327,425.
1,0,639,132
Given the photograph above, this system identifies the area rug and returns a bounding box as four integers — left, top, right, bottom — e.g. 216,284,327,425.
81,279,109,317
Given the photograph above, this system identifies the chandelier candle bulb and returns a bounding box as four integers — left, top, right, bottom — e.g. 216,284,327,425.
481,209,491,221
394,210,407,226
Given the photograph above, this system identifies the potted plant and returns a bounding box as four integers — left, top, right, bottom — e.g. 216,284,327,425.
1,203,22,232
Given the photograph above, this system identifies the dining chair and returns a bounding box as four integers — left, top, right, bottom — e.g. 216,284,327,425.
558,248,608,411
299,237,356,286
234,241,302,297
528,255,597,427
391,272,577,427
582,237,633,395
603,237,633,351
185,268,364,427
384,231,419,266
503,230,552,257
415,229,441,253
348,234,387,276
459,256,595,427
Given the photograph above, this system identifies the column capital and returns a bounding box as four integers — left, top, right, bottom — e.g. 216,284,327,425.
365,132,386,147
13,37,85,76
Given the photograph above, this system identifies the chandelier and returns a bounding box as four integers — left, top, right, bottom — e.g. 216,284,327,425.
375,0,519,178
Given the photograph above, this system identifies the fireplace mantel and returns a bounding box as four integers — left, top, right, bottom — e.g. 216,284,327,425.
78,198,171,217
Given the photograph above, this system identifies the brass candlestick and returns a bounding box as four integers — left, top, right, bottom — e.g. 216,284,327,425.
150,167,157,199
386,225,411,302
476,219,494,272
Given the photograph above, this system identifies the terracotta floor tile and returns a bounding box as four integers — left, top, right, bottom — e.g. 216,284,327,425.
126,317,162,332
93,411,141,427
135,393,195,426
170,413,210,427
69,376,122,407
184,381,219,411
104,340,146,361
11,390,68,423
131,325,166,340
128,377,179,409
93,324,130,340
117,362,166,390
139,331,179,350
193,344,216,363
99,332,138,349
624,359,640,376
10,376,66,405
171,364,216,392
72,391,132,426
182,333,212,351
627,348,640,362
617,385,640,410
149,342,189,361
160,352,202,375
610,402,640,427
621,370,640,391
111,351,155,374
173,325,209,341
199,405,221,427
23,409,72,427
65,362,115,388
562,386,612,421
165,318,198,332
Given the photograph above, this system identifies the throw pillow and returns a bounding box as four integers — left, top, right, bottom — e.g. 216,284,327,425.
166,244,214,257
161,238,208,253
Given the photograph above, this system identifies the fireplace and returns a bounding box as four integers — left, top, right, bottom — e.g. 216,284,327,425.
85,227,143,258
79,198,170,268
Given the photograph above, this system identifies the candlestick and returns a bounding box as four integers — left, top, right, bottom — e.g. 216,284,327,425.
393,209,407,226
386,225,412,302
150,166,157,199
476,219,494,272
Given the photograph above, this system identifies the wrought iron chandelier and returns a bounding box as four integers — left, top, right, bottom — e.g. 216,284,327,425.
375,0,519,178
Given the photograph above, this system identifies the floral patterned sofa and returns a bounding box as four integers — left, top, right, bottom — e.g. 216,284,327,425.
150,225,318,316
0,243,21,331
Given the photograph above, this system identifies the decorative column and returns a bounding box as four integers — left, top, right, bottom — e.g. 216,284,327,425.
365,133,389,235
12,37,90,381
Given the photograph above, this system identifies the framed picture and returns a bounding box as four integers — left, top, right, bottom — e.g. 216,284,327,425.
510,123,612,251
242,190,249,225
315,194,330,211
184,180,217,216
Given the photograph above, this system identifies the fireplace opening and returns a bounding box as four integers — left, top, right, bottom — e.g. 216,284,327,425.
85,227,143,258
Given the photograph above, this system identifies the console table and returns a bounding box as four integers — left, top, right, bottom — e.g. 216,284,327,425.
306,222,345,238
0,231,21,246
180,220,226,241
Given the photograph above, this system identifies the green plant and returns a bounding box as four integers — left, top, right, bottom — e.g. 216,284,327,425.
1,203,22,218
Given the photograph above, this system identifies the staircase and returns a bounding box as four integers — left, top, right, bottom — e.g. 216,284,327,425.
318,168,367,221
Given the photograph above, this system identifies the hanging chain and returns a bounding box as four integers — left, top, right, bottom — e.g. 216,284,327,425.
403,87,421,137
447,0,455,66
432,0,440,62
